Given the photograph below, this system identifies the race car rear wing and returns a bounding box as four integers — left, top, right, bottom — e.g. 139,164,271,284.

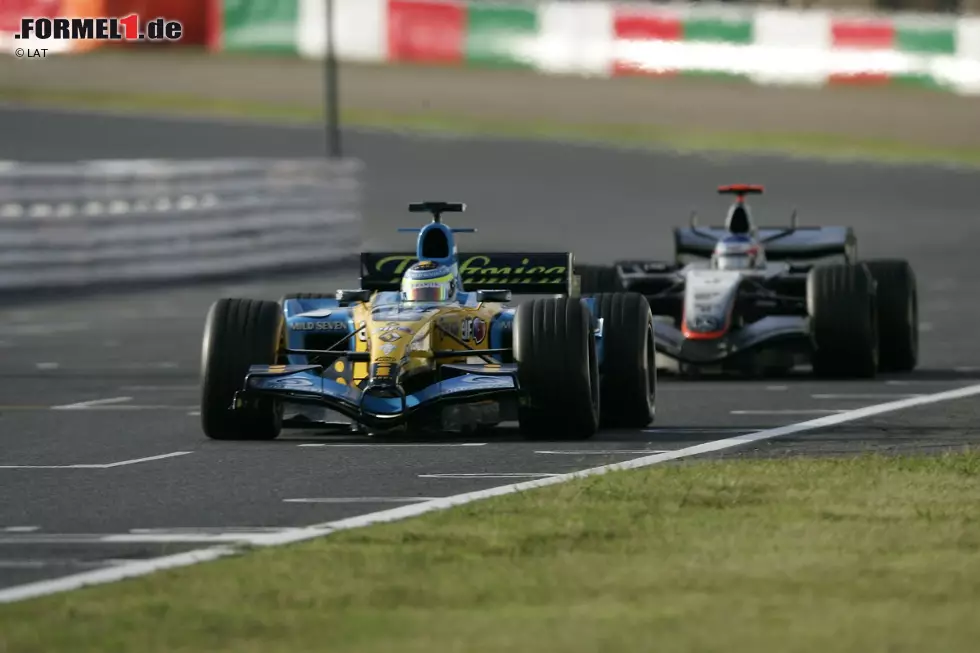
360,251,574,295
674,226,857,263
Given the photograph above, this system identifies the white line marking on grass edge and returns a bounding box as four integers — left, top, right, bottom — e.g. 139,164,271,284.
3,383,980,604
0,547,238,602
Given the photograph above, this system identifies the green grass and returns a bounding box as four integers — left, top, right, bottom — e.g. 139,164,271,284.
4,86,980,167
3,451,980,652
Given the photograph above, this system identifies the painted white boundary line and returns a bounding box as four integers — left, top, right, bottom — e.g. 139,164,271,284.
283,498,442,504
730,409,845,415
0,452,192,470
535,450,672,455
51,397,132,410
2,382,979,604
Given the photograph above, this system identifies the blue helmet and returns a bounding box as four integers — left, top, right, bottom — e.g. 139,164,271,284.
400,261,458,303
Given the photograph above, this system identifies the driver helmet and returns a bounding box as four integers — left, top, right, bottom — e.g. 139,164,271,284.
711,235,763,270
400,261,458,303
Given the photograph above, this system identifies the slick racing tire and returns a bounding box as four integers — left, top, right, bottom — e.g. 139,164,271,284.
807,263,879,379
200,298,285,440
514,297,600,439
864,259,918,372
577,264,624,294
586,292,656,428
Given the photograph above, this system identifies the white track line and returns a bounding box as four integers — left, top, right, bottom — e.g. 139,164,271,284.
118,385,199,391
0,547,238,602
297,443,487,448
0,452,191,470
51,396,132,410
886,379,969,386
53,405,197,412
535,450,672,455
730,409,846,415
642,427,749,434
418,473,560,479
811,393,924,400
2,382,980,604
0,560,123,569
98,452,193,468
128,527,292,534
283,498,441,504
0,534,264,545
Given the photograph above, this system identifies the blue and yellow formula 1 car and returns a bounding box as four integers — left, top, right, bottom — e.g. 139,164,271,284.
199,202,657,440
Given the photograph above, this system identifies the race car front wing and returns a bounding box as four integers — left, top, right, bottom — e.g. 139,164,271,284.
235,363,521,430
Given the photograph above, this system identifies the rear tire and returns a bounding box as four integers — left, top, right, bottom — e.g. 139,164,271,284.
514,297,600,439
200,298,285,440
807,263,878,378
587,292,656,428
578,264,624,294
864,259,918,372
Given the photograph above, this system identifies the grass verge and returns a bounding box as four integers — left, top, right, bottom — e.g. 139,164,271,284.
3,87,980,167
2,451,980,652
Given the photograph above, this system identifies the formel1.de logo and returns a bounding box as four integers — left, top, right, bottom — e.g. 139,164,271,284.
14,14,182,42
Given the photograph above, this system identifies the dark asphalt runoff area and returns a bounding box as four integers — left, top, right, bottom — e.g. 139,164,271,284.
0,105,979,595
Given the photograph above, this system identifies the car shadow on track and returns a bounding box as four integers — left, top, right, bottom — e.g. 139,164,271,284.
270,425,765,447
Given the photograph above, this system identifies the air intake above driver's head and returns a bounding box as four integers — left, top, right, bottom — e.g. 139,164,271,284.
421,228,450,259
727,205,752,234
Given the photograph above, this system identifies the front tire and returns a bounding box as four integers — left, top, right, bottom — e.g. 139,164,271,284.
587,292,656,427
200,298,285,440
807,263,878,378
514,297,600,439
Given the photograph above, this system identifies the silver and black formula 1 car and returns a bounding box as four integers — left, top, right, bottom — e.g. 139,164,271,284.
199,202,657,441
577,185,918,378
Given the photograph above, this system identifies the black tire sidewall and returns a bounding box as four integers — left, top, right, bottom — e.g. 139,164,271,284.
588,292,656,427
807,263,878,378
864,259,918,372
201,298,284,439
515,297,599,438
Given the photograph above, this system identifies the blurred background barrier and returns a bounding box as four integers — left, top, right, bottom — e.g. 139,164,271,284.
0,158,363,294
224,0,980,94
3,1,978,93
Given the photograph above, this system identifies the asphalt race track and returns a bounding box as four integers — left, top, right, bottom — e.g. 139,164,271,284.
1,106,979,595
